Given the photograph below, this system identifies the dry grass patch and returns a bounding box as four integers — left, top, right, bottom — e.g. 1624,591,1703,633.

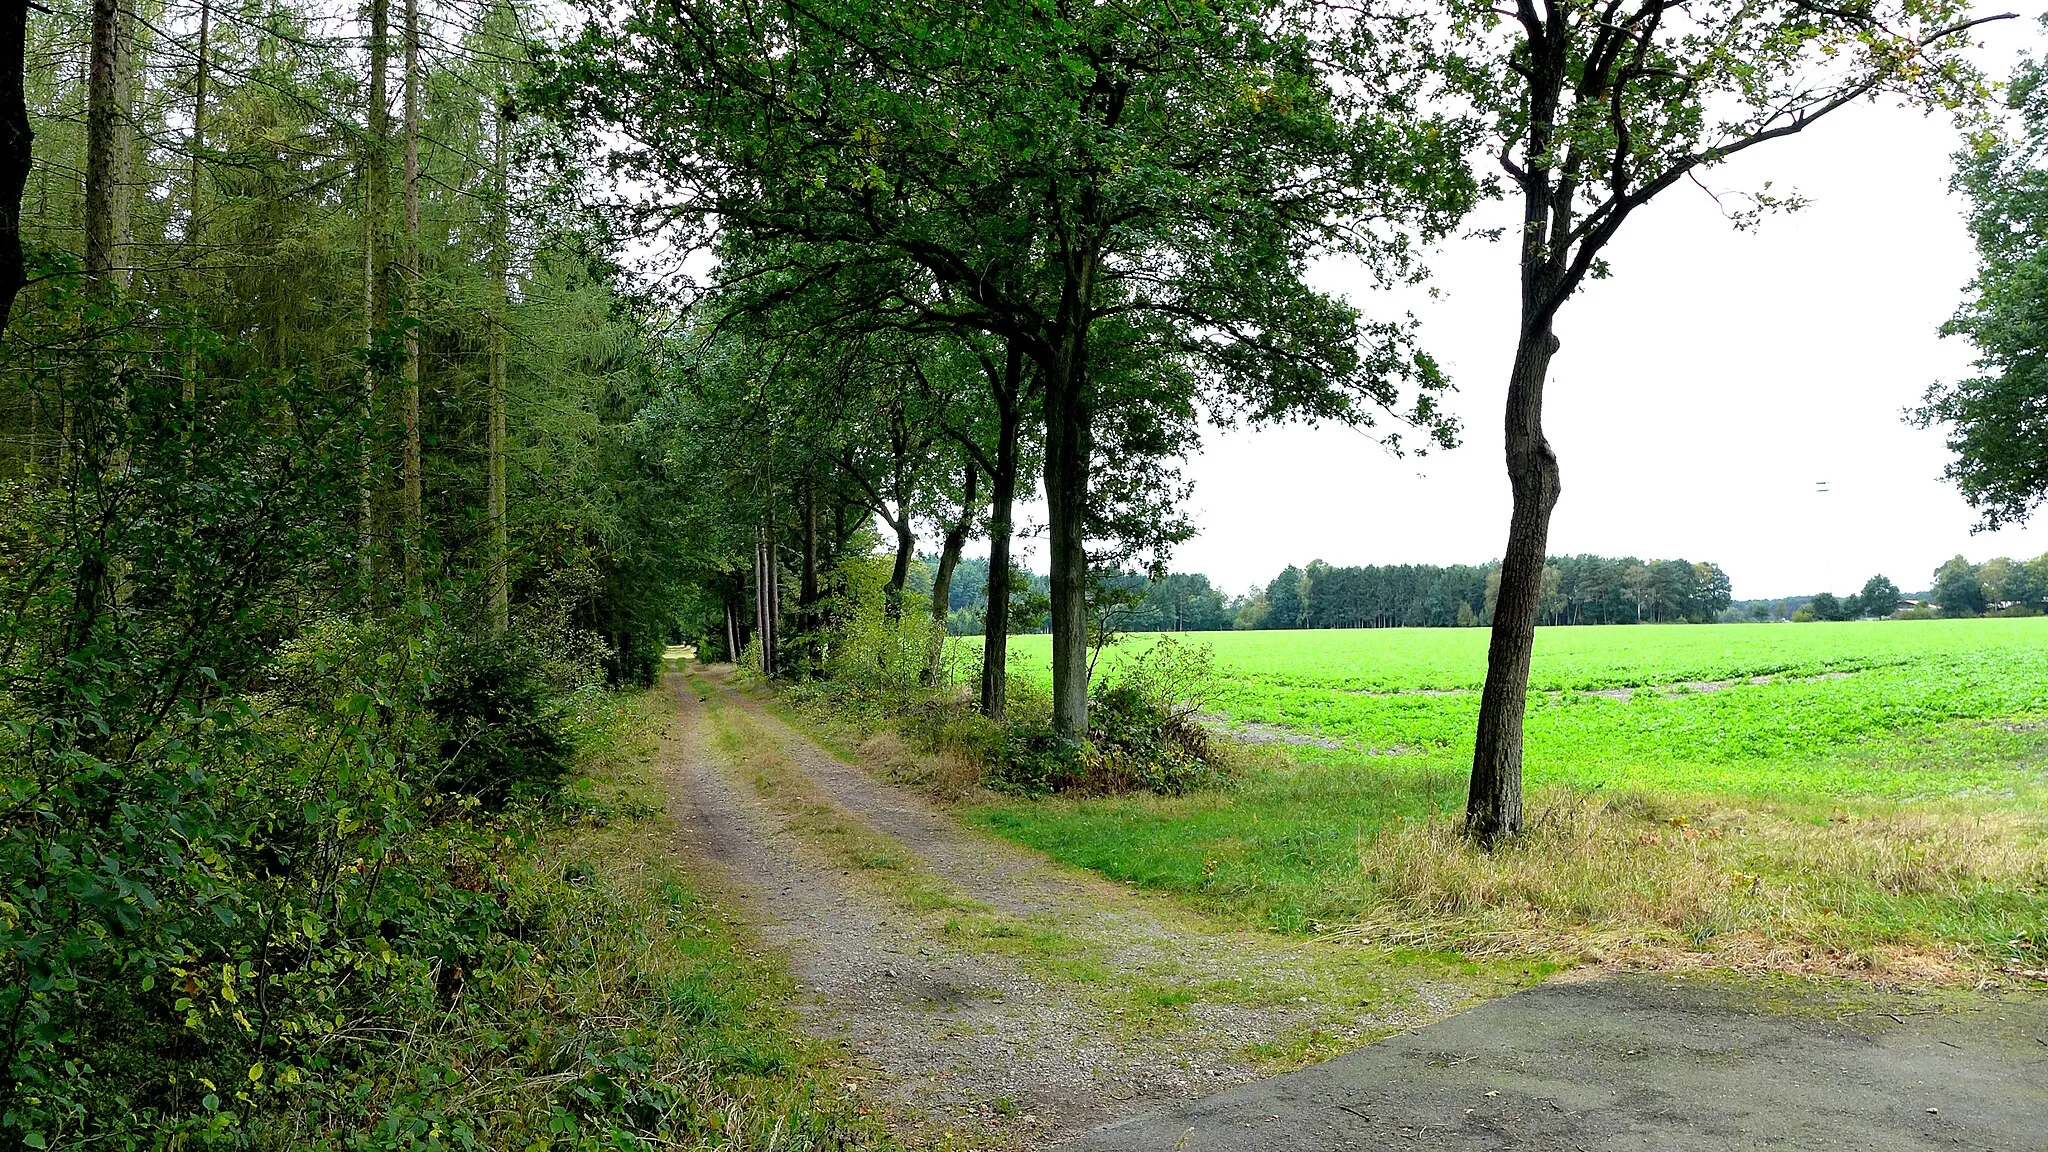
1334,788,2048,982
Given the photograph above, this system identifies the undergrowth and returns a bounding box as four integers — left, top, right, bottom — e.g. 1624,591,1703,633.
356,685,897,1151
12,675,894,1150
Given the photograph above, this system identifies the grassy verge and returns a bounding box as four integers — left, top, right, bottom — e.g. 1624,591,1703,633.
968,753,2048,984
348,684,900,1151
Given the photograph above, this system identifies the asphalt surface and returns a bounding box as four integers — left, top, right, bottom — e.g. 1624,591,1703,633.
1058,971,2048,1151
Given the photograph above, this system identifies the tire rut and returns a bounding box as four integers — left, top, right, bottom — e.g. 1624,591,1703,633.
665,670,1494,1148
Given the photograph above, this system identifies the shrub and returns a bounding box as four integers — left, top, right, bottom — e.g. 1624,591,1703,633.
427,637,579,805
822,556,951,692
988,721,1087,795
1081,681,1227,795
985,636,1234,796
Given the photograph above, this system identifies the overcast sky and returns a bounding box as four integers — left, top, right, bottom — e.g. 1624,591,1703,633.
980,26,2044,602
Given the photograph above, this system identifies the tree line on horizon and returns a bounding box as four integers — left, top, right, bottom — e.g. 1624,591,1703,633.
919,549,2048,636
1254,554,1734,629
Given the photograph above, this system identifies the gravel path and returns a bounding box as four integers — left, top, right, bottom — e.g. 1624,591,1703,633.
659,670,1482,1147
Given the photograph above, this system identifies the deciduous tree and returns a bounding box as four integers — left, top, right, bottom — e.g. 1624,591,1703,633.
1445,0,2008,843
539,0,1470,736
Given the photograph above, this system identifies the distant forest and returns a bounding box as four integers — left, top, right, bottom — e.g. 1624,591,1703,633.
917,549,2048,634
916,554,1738,633
1254,556,1734,629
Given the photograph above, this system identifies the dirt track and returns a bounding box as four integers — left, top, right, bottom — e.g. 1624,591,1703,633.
658,668,1486,1147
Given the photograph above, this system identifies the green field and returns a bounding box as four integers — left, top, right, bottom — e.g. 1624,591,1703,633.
1002,619,2048,798
971,621,2048,975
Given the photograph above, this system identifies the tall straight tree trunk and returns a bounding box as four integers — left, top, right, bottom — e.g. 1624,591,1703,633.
84,0,120,284
398,0,423,595
1467,315,1562,844
107,0,132,289
186,0,209,241
485,100,509,634
181,0,209,401
724,595,738,665
0,0,32,327
978,342,1025,719
925,459,978,684
1042,335,1091,739
799,482,819,607
358,0,390,592
755,526,779,676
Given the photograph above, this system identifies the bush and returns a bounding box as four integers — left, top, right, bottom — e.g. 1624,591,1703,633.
1081,680,1228,796
427,637,579,805
988,721,1087,795
985,636,1234,796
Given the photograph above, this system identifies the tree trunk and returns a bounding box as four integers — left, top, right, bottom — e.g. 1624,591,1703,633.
106,0,134,289
486,100,509,634
925,459,978,684
0,0,33,327
180,0,210,400
800,482,819,606
84,0,120,284
399,0,423,595
979,342,1025,719
1042,336,1091,739
884,514,914,621
358,0,390,593
755,527,779,676
1466,324,1562,845
724,594,739,665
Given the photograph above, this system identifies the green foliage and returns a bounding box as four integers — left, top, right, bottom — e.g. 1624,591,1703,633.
1933,555,1988,618
0,269,685,1148
821,555,956,693
426,636,579,806
1262,554,1733,629
1920,46,2048,529
1860,575,1904,618
987,723,1088,797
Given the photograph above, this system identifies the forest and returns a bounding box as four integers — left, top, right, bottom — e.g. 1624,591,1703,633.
5,0,2045,1144
1255,554,1733,629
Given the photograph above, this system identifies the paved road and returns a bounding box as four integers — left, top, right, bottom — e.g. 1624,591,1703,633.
1059,972,2048,1151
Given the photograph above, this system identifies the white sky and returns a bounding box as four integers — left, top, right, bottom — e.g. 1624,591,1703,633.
1156,31,2048,603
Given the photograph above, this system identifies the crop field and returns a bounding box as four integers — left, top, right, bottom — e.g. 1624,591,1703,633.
1004,619,2048,798
973,621,2048,976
